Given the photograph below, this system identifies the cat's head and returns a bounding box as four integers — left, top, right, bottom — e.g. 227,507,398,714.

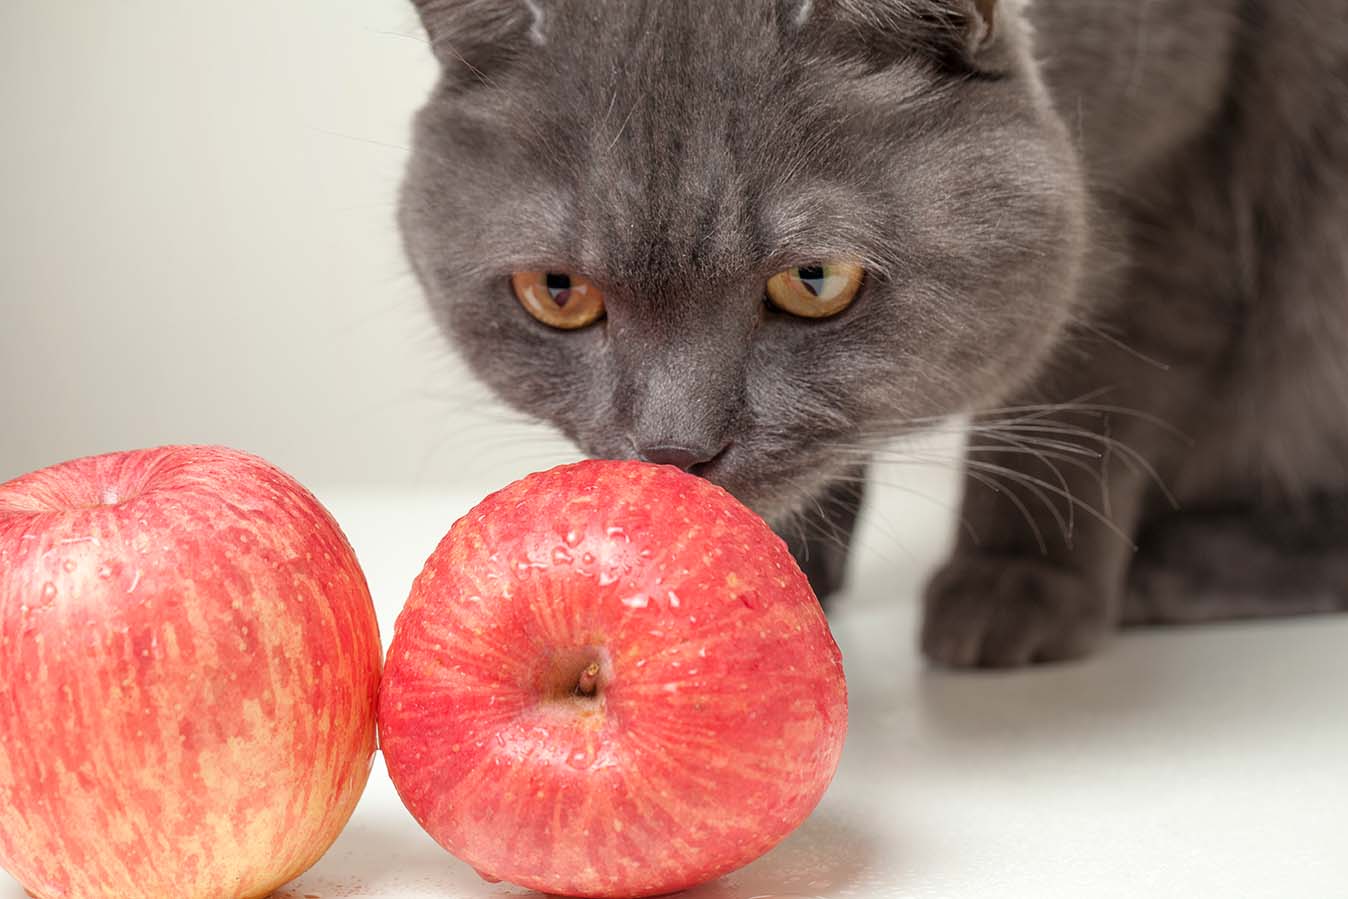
400,0,1087,521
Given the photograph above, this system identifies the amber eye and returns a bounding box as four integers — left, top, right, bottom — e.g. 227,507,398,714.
765,262,865,318
511,271,606,330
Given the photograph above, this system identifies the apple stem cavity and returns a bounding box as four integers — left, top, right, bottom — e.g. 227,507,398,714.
574,662,601,698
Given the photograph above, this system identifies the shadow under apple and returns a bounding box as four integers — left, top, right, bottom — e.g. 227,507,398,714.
272,805,878,899
677,809,880,899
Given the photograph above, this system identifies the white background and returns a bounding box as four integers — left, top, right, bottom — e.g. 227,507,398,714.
1,0,576,489
3,4,1346,898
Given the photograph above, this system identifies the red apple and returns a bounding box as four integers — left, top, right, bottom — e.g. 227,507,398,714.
378,460,848,898
0,446,382,899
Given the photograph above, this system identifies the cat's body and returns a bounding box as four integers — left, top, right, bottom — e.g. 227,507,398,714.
1035,0,1348,503
400,0,1348,667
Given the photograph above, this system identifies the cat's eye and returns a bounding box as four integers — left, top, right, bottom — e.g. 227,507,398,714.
765,262,865,319
511,271,606,330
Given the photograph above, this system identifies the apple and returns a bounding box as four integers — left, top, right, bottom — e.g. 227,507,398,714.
0,446,382,899
378,460,848,898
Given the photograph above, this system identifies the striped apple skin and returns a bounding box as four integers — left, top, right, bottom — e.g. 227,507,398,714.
379,460,848,899
0,446,382,899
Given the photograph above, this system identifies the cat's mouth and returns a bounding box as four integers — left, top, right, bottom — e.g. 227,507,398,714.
583,435,825,523
686,442,732,480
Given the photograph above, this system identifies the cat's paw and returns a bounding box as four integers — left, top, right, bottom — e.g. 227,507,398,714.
921,557,1114,668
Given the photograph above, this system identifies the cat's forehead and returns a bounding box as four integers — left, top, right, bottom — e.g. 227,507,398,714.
427,0,937,284
541,0,782,71
508,2,883,275
533,0,787,135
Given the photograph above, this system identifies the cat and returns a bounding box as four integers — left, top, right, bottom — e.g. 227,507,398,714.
398,0,1348,668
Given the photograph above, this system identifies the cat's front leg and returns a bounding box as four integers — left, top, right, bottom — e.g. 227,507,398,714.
922,356,1202,668
923,435,1139,667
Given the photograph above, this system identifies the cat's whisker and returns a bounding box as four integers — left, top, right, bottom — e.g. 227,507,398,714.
973,422,1179,507
780,511,815,565
1070,321,1174,372
804,494,851,552
367,28,430,46
962,428,1105,459
837,441,1105,475
829,437,1116,551
793,497,856,562
864,397,1186,440
913,452,1136,549
958,464,1050,555
970,434,1083,543
818,469,981,547
894,416,1148,470
429,33,498,87
973,409,1188,444
605,102,641,155
859,387,1119,425
306,126,412,155
958,456,1073,549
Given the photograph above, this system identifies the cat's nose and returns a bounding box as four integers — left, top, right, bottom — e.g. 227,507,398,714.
636,443,726,473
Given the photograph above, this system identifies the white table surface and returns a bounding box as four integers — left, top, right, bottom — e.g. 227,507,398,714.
5,462,1346,898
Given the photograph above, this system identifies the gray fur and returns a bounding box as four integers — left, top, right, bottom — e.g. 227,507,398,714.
399,0,1348,667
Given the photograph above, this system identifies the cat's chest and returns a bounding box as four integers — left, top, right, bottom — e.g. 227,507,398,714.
1171,284,1348,502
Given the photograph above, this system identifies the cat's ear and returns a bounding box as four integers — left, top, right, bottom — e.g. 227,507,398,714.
783,0,1004,70
411,0,544,80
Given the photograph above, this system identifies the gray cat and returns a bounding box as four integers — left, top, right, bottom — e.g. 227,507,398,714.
398,0,1348,667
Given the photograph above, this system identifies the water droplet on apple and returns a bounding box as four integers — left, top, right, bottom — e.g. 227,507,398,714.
564,530,582,548
581,552,595,565
566,750,594,770
639,548,653,558
605,526,628,542
62,559,77,573
97,565,113,579
551,546,574,565
41,583,57,601
598,570,619,587
667,590,681,608
620,594,649,609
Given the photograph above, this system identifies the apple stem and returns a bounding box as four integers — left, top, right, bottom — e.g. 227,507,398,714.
575,662,601,697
